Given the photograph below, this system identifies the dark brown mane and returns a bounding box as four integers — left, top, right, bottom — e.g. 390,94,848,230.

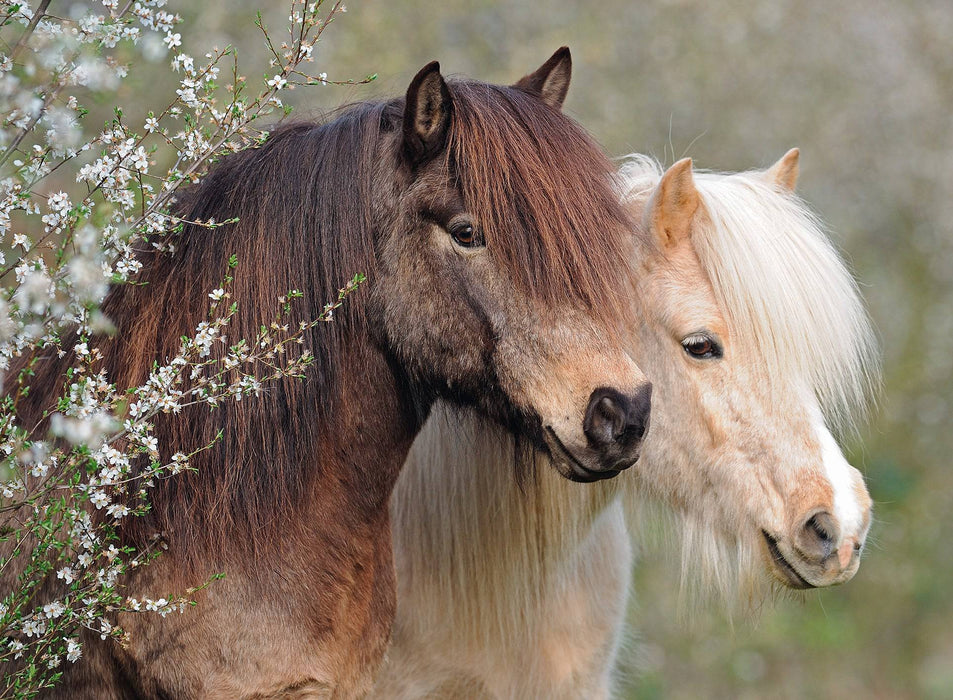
8,104,393,566
111,105,395,562
447,81,633,329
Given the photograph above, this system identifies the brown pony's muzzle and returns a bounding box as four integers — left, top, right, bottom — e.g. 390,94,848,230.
539,383,651,482
528,343,651,483
541,382,652,482
583,384,652,472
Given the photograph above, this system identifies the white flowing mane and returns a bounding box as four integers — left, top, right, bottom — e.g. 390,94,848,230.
618,155,880,435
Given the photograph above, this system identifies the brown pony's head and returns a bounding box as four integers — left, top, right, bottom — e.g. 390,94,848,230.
368,49,651,481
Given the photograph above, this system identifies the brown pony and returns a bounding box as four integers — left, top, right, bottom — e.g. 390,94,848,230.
3,50,650,698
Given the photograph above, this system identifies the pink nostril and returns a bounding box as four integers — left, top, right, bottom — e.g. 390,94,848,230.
837,537,859,569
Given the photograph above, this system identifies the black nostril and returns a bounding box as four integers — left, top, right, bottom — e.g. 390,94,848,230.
584,389,627,447
808,515,833,542
795,510,839,563
584,384,653,450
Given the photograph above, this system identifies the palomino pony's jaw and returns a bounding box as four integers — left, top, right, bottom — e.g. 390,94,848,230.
623,153,877,597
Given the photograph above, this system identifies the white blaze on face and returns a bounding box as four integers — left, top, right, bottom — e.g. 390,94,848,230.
812,407,869,568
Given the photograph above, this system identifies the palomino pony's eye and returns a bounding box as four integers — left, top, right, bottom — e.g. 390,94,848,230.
448,220,484,248
682,333,723,359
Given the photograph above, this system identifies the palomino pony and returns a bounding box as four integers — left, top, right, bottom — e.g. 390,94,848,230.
2,50,652,698
374,151,879,698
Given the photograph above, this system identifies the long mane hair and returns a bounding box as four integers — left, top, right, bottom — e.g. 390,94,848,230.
10,80,635,567
619,155,879,436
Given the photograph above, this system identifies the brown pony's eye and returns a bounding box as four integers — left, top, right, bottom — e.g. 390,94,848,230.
448,221,483,248
682,333,722,359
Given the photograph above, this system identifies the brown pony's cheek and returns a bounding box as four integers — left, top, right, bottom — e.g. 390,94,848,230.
378,236,499,393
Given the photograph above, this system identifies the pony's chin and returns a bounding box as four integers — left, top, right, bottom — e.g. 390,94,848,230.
542,426,627,482
761,531,816,590
759,530,862,590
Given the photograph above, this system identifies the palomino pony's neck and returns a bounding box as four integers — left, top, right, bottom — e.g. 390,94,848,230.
392,404,620,642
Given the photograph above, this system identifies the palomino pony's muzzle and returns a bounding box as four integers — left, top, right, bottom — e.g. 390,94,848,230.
762,527,863,590
759,419,874,589
763,490,871,589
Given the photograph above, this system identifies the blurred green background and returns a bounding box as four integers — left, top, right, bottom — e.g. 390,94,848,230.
132,0,949,697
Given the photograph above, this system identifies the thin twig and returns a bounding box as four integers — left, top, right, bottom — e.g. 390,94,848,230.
0,80,64,169
9,0,52,63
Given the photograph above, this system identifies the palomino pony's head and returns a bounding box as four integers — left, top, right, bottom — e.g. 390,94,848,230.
620,152,878,598
372,49,651,480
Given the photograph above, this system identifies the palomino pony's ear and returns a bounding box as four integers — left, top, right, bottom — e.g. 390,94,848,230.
403,61,453,168
644,157,700,250
513,46,572,110
764,147,800,191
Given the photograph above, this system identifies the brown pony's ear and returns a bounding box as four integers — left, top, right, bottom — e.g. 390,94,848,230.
403,61,453,167
764,147,800,191
513,46,572,110
644,158,699,249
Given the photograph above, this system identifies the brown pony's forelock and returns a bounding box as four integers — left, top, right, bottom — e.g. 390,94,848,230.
446,80,635,333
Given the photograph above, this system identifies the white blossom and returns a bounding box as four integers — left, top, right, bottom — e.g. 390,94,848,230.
48,191,71,214
106,503,130,519
66,638,82,662
194,321,217,357
88,490,110,509
14,269,53,315
42,601,65,619
21,618,47,638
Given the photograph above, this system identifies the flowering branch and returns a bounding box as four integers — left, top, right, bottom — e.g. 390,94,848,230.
0,0,370,695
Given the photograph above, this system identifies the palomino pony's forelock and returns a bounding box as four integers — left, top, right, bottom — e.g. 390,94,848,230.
619,156,879,437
